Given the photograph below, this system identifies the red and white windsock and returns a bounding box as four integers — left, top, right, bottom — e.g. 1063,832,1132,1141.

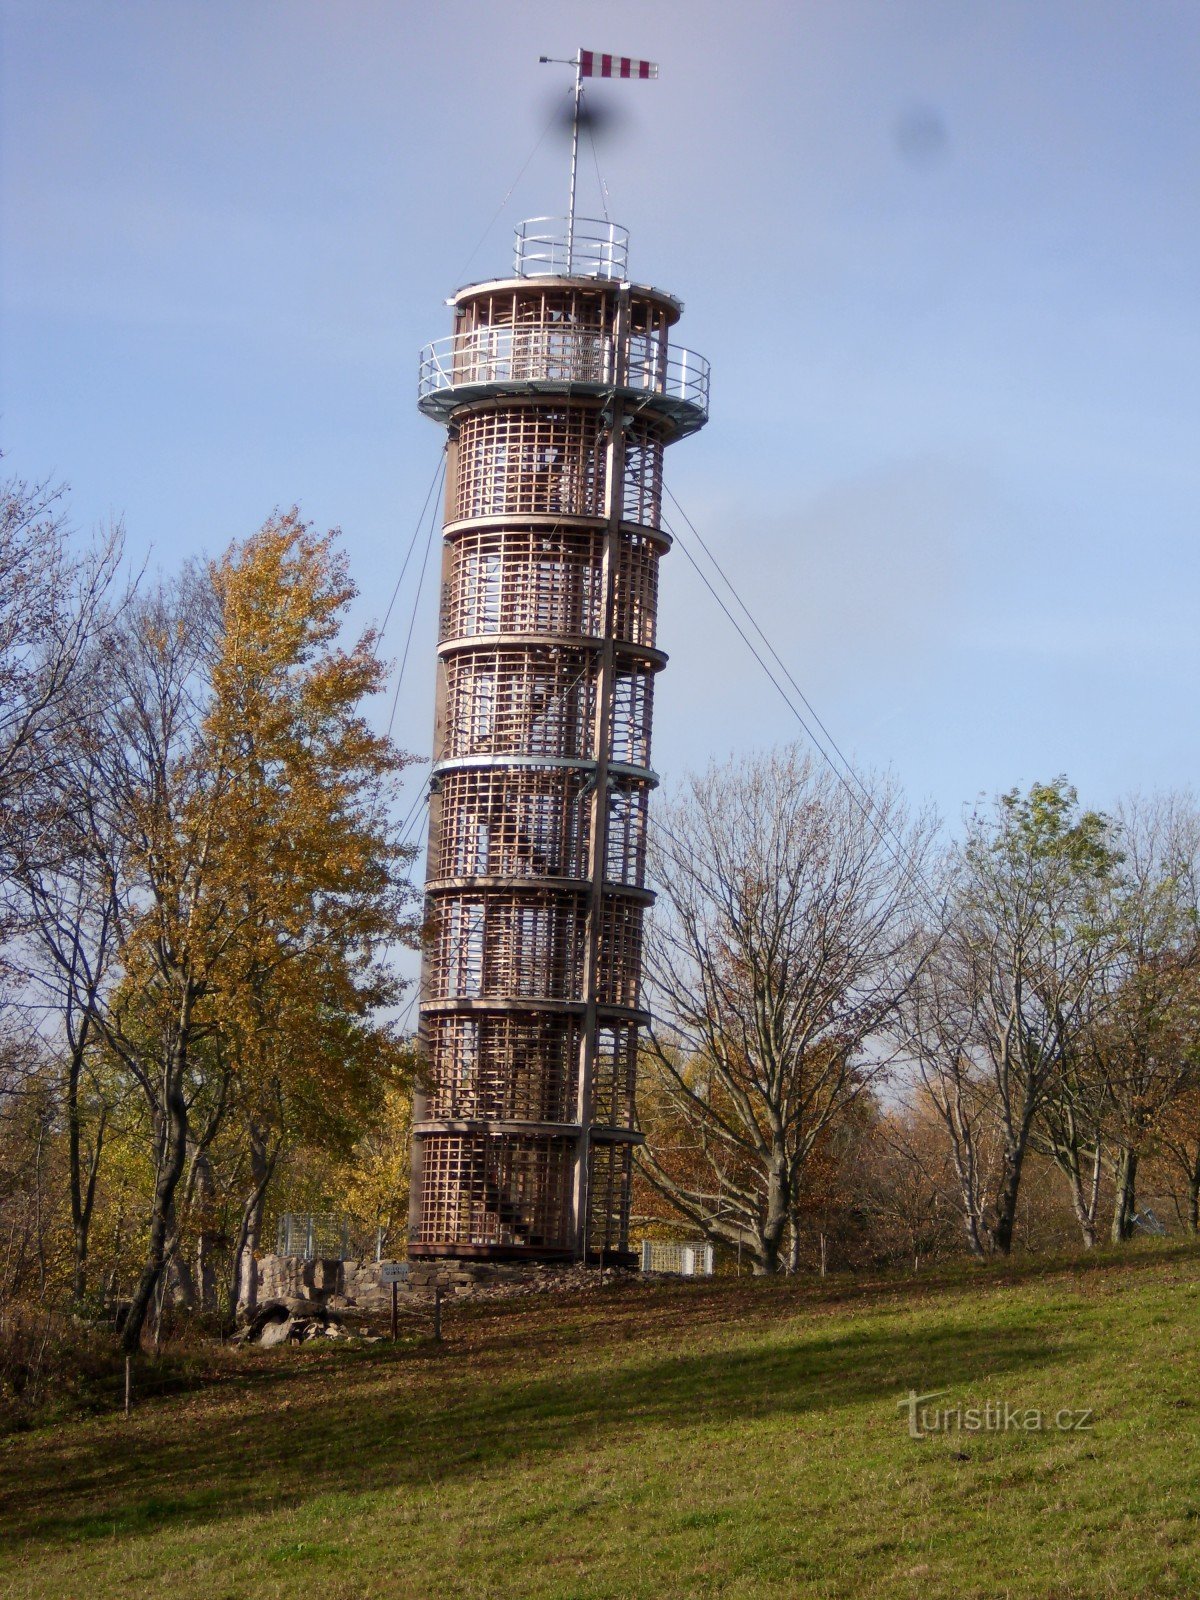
579,49,658,80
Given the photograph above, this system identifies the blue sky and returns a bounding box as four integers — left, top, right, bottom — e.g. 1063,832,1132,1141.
3,0,1198,858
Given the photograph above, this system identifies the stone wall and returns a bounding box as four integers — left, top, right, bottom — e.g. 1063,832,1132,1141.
255,1254,633,1309
254,1255,406,1310
407,1259,633,1298
257,1254,344,1303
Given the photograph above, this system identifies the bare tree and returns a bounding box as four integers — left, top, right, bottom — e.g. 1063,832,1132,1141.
0,469,125,1299
1030,1049,1109,1249
904,780,1123,1257
901,934,999,1256
0,1011,58,1303
639,747,934,1274
864,1104,962,1270
0,469,122,885
4,667,127,1303
14,857,116,1301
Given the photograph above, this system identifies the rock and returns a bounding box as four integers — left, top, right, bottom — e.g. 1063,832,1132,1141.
239,1300,290,1340
283,1296,325,1318
259,1317,297,1348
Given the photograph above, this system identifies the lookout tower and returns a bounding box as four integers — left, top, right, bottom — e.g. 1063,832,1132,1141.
408,71,709,1264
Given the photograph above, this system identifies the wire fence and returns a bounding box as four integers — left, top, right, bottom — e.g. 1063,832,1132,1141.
275,1213,351,1260
640,1240,714,1277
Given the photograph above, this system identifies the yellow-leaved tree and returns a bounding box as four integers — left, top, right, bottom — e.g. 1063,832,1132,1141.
85,513,418,1351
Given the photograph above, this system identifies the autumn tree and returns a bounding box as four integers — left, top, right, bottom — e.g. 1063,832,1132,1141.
1154,1082,1200,1233
199,519,418,1318
76,514,416,1351
216,982,415,1320
0,1024,61,1301
1093,793,1200,1242
334,1075,415,1262
639,747,933,1274
867,1098,971,1270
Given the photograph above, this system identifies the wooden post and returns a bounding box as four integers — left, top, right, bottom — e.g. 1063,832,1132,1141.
391,1279,398,1342
124,1355,132,1416
433,1285,443,1342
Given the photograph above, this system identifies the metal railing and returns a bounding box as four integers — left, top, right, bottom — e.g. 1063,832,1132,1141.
417,325,710,422
515,217,629,279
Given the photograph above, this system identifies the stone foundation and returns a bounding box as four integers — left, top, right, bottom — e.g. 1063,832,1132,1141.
254,1253,637,1310
406,1259,637,1297
254,1255,398,1311
257,1254,344,1302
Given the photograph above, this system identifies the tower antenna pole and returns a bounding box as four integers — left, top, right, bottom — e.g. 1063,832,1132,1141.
566,49,583,273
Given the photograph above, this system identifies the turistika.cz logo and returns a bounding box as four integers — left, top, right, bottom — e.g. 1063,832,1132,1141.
897,1389,1095,1439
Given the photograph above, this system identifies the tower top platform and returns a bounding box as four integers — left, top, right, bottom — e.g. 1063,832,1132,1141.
417,218,709,437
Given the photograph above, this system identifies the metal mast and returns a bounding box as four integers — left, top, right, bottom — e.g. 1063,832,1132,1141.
565,52,582,273
408,56,707,1267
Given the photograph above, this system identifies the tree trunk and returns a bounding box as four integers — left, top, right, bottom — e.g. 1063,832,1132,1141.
1111,1145,1138,1244
962,1210,987,1258
66,1019,90,1300
1165,1141,1200,1235
122,1032,190,1354
989,1139,1028,1257
1070,1194,1098,1250
33,1111,49,1295
69,1065,106,1303
1052,1140,1101,1250
759,1147,790,1275
939,1109,987,1257
164,1227,197,1309
786,1206,802,1274
227,1199,255,1324
239,1182,267,1312
226,1122,276,1323
195,1242,216,1312
191,1149,219,1312
1086,1141,1103,1244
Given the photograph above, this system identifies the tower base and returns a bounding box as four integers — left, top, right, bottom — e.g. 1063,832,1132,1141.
407,1255,639,1295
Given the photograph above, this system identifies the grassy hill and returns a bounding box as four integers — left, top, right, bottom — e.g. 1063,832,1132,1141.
3,1243,1199,1599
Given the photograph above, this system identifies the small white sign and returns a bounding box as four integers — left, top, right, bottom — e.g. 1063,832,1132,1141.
379,1262,408,1284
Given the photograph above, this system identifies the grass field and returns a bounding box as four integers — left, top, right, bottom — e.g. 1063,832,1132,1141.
2,1243,1199,1598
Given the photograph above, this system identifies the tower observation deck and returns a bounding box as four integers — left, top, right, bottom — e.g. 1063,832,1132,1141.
408,214,709,1263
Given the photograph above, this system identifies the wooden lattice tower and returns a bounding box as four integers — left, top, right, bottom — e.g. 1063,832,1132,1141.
408,213,708,1262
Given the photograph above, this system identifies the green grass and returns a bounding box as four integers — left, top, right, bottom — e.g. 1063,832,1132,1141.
3,1243,1200,1598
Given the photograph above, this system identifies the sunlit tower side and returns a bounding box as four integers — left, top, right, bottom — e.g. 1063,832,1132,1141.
408,55,709,1265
